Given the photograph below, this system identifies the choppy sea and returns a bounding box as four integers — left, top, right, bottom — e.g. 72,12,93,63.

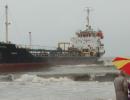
0,57,117,100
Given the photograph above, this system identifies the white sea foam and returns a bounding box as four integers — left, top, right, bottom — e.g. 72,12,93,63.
15,74,72,83
75,64,99,67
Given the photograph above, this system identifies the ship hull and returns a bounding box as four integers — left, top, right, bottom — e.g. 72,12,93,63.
0,62,49,72
0,43,104,72
45,56,103,65
0,56,103,72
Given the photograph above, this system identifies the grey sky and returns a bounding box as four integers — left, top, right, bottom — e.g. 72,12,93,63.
0,0,130,57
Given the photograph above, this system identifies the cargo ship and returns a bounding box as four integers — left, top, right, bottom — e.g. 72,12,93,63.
0,6,105,72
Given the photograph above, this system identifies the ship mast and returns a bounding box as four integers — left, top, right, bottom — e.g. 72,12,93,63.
85,7,92,29
29,32,32,48
5,5,10,43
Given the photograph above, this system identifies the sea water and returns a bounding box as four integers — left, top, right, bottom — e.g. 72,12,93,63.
0,57,116,100
0,76,115,100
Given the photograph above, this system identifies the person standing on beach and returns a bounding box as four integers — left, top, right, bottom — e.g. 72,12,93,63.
128,82,130,100
114,71,128,100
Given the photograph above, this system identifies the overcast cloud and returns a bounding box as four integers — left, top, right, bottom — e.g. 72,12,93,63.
0,0,130,57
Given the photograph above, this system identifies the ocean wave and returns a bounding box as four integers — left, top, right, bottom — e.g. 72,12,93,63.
14,74,73,83
75,64,100,67
103,57,113,66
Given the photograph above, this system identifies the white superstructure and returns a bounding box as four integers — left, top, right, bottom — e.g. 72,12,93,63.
70,8,105,57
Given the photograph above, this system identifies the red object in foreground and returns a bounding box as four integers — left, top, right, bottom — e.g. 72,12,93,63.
112,57,130,75
120,63,130,75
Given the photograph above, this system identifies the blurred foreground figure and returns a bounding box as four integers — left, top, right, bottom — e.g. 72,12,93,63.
114,71,128,100
128,81,130,99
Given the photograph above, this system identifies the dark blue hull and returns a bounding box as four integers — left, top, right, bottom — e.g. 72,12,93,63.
0,42,104,72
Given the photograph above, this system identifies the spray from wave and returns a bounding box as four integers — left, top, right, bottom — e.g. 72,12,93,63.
102,57,113,66
14,74,73,83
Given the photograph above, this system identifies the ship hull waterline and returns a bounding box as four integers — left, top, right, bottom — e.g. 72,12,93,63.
0,62,49,72
0,56,103,72
45,56,103,65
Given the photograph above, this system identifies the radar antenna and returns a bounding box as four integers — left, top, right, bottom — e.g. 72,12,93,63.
85,7,93,29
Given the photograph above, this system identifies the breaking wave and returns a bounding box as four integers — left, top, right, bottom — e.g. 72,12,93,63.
75,64,100,67
14,74,73,83
0,72,118,82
